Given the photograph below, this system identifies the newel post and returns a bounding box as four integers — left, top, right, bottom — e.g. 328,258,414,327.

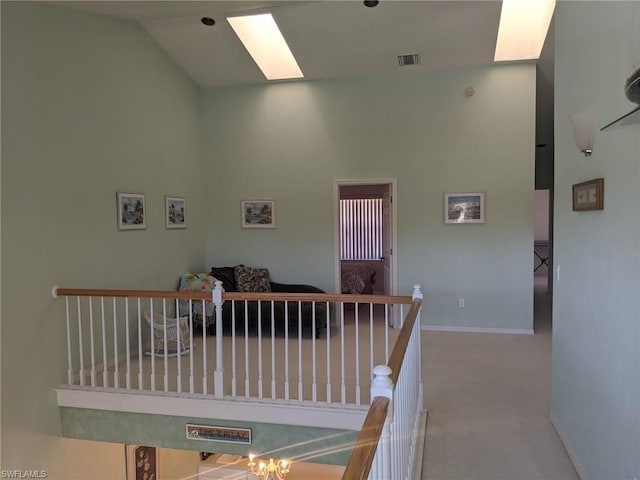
412,284,423,301
371,365,393,480
213,281,224,399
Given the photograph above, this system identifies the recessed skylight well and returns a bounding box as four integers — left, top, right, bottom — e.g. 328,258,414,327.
494,0,555,62
227,13,303,81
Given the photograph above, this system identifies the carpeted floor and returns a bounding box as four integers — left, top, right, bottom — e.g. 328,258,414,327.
420,274,579,479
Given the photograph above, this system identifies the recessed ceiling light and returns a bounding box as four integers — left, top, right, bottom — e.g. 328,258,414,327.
227,13,303,81
201,17,215,26
494,0,555,62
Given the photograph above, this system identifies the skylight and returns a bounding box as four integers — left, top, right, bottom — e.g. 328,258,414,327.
494,0,555,62
227,13,303,81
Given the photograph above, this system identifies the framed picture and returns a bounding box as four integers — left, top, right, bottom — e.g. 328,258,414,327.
241,200,276,228
126,445,157,480
117,192,146,230
572,178,604,211
444,192,485,224
165,196,186,229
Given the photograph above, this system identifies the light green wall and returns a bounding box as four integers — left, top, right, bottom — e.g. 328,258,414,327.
202,65,536,331
61,409,356,466
553,2,640,479
1,2,205,477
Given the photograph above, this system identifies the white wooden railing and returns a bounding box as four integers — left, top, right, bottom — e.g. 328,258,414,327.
343,287,424,480
52,284,424,479
52,284,417,407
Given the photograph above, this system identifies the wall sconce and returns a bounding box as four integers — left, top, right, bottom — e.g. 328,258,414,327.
248,454,290,479
568,112,597,156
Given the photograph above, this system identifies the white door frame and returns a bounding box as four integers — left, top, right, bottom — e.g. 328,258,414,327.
333,178,398,296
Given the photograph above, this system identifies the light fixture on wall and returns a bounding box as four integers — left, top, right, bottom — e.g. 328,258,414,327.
568,112,597,156
247,455,290,479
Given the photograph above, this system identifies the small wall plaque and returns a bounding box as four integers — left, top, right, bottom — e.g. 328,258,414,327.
572,178,604,211
186,423,252,444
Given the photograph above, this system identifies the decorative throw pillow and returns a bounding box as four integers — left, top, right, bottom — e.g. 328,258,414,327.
234,266,272,293
209,266,238,292
178,271,218,317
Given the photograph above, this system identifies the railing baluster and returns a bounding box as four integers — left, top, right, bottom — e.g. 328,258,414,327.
326,302,332,404
100,297,108,388
355,302,360,406
137,298,143,391
201,300,207,395
65,297,73,385
270,301,276,400
113,297,119,389
369,302,375,393
162,299,169,393
89,297,96,387
77,297,85,387
188,300,194,394
175,298,182,394
340,302,346,404
297,301,303,401
213,283,224,399
125,297,131,390
311,301,317,402
149,300,155,392
258,300,263,400
284,301,289,401
244,301,249,398
384,304,389,363
231,300,237,398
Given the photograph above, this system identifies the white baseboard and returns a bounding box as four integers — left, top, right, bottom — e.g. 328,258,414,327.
421,325,534,335
549,410,587,480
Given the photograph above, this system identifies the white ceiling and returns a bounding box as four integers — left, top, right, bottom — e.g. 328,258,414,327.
55,0,507,88
52,0,556,158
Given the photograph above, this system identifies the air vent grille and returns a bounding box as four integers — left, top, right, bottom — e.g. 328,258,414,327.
398,54,419,66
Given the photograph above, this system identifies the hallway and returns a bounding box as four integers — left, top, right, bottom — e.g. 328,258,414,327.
420,277,578,479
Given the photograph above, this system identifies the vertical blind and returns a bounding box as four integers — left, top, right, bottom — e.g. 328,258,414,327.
340,198,383,260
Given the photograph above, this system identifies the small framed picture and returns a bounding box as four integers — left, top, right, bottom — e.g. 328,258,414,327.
117,192,146,230
126,445,157,480
444,192,485,224
165,196,186,229
241,200,276,228
572,178,604,211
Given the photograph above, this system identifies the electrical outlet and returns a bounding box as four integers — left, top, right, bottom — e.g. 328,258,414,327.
458,298,464,308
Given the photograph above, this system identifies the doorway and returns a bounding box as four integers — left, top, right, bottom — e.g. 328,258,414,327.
534,188,552,333
333,179,397,297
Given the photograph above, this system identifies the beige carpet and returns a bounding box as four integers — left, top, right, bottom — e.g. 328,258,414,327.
420,274,579,479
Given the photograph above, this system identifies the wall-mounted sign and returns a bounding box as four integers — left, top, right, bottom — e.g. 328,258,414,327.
186,424,252,444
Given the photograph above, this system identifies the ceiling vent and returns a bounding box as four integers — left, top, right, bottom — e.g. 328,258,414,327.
398,54,419,66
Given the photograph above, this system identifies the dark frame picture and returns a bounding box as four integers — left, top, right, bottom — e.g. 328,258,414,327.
572,178,604,211
127,445,157,480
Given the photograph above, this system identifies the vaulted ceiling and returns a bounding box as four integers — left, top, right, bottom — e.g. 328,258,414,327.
53,1,554,175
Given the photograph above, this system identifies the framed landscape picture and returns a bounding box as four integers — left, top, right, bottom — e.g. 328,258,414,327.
165,196,186,229
241,200,275,228
444,192,485,224
117,192,146,230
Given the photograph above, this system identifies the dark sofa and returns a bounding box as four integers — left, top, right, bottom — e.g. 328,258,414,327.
210,266,328,338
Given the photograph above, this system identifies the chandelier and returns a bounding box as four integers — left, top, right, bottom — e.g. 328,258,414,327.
247,454,290,480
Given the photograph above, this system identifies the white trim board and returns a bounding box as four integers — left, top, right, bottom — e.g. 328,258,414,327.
550,410,586,479
56,387,368,431
421,325,534,335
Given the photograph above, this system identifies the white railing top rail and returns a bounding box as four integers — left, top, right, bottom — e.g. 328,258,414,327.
52,286,414,305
